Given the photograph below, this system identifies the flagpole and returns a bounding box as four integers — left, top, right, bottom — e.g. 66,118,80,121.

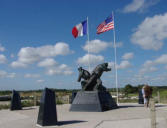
112,11,119,105
87,17,90,72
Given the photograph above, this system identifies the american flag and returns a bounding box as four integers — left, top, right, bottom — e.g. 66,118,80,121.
97,15,114,34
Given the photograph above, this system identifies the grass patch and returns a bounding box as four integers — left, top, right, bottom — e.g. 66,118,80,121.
0,104,10,110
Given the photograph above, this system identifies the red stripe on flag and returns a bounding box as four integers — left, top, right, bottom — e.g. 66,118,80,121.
72,27,78,38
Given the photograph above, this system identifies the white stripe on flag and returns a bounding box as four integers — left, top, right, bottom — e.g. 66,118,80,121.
76,23,83,37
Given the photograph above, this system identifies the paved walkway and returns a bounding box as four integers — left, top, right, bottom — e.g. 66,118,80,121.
0,103,167,128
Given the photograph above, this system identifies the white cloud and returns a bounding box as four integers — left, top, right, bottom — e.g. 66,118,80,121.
114,42,123,48
122,0,159,13
0,70,16,78
131,13,167,50
140,66,157,74
11,61,27,68
38,58,57,67
117,60,132,69
0,54,7,64
139,60,157,74
37,79,45,83
77,54,104,66
83,39,112,53
108,61,115,68
155,54,167,64
0,44,5,52
46,64,73,76
24,73,40,78
11,42,73,68
122,52,134,60
83,39,123,53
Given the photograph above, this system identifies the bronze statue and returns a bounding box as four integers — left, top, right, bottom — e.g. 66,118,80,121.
77,63,111,91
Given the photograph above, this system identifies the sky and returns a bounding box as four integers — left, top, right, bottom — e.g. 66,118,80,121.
0,0,167,90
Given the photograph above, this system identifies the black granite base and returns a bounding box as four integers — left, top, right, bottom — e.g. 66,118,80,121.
37,88,57,126
70,91,118,112
10,90,22,111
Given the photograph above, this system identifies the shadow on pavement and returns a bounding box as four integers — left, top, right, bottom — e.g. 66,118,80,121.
57,120,87,126
118,105,144,108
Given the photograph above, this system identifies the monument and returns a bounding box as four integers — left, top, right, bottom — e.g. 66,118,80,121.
138,90,144,104
10,90,22,111
37,88,58,126
70,63,118,112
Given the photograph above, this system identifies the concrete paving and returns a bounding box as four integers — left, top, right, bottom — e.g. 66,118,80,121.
0,103,167,128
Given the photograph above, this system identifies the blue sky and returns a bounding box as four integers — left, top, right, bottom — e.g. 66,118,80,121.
0,0,167,90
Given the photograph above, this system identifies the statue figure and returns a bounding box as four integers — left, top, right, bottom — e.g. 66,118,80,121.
77,67,91,90
77,63,111,91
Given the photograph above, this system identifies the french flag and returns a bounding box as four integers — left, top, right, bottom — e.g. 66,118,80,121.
72,20,87,38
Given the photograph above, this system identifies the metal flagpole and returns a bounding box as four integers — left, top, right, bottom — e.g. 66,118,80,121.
112,11,119,105
87,17,91,72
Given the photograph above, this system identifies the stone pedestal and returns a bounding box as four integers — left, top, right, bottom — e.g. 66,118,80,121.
70,91,77,104
37,88,57,126
138,90,144,104
70,91,118,112
10,90,22,111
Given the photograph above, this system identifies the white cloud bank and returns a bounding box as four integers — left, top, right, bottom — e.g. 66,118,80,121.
117,60,132,69
11,42,73,68
122,52,134,60
77,54,104,66
46,64,73,75
131,13,167,50
38,58,57,67
122,0,159,13
24,73,40,78
0,54,7,64
109,60,132,70
37,79,45,83
83,39,123,53
0,70,16,78
139,54,167,74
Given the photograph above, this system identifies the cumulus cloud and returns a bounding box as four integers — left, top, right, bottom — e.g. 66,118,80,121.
117,60,132,69
108,61,115,68
83,39,112,53
139,60,157,74
38,58,57,67
0,54,7,64
37,79,45,83
46,64,73,75
0,44,5,52
131,13,167,50
11,42,73,68
122,0,159,13
154,54,167,64
77,54,104,66
24,73,40,78
11,61,27,68
139,54,167,74
83,39,123,53
0,70,16,78
122,52,134,60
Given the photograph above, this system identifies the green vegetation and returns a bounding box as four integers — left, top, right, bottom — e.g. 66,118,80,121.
0,104,10,110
